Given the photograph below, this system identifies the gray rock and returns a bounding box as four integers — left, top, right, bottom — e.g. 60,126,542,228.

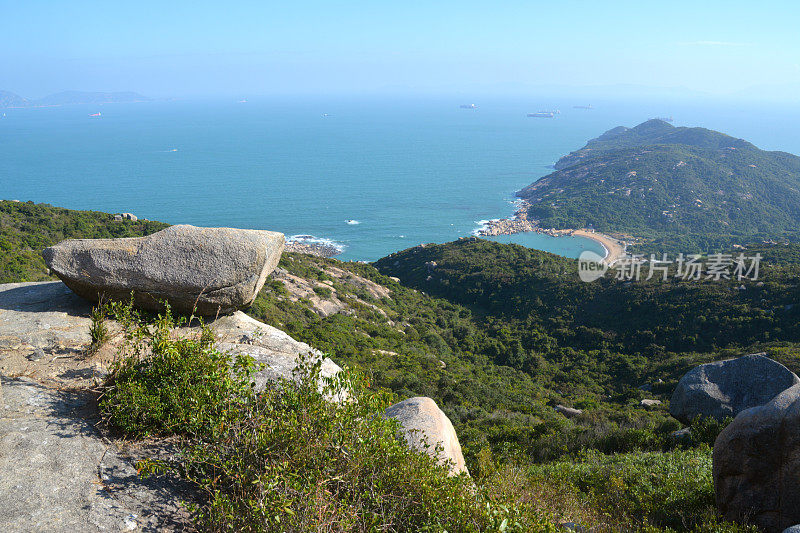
26,347,45,361
640,399,662,407
671,427,692,440
0,376,192,531
0,282,92,352
555,404,583,418
385,397,468,476
210,311,343,398
43,225,284,315
783,527,800,533
670,354,799,424
714,383,800,532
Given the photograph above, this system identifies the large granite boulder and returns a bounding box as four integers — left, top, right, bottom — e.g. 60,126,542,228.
43,225,284,315
670,354,799,424
713,383,800,532
384,397,468,476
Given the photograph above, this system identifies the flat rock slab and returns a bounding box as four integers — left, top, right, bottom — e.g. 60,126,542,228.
43,224,284,315
0,281,92,352
0,377,191,532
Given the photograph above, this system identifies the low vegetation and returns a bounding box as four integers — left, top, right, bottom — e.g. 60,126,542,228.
100,301,540,532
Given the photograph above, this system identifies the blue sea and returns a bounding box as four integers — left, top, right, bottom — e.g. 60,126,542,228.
2,96,799,261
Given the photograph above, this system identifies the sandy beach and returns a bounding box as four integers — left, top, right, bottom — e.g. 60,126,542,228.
571,229,626,265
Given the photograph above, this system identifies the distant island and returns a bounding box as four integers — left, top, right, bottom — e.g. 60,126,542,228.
0,90,151,108
481,119,800,254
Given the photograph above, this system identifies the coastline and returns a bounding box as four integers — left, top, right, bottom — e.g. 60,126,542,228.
476,199,627,264
285,241,343,258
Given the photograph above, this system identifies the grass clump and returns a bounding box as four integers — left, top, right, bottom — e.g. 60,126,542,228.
88,300,110,352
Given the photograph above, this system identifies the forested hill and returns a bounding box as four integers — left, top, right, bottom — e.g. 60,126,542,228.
552,119,758,170
517,119,800,253
375,238,800,357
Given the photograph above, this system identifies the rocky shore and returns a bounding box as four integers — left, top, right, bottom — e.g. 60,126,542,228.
475,200,540,236
285,241,343,258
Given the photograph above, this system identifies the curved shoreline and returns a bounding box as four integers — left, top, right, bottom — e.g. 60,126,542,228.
476,200,627,264
571,229,626,265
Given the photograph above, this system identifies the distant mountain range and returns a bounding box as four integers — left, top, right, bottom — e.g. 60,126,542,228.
0,90,150,108
516,119,800,252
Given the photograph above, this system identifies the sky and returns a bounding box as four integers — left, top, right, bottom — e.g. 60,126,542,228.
2,0,800,100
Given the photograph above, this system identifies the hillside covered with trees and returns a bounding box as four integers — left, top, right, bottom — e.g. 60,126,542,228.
517,119,800,253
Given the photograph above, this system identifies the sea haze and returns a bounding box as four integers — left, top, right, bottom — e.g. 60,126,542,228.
2,96,799,261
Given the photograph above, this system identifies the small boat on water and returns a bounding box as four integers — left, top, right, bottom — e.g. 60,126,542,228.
89,112,101,117
528,112,555,118
459,103,477,109
573,104,593,109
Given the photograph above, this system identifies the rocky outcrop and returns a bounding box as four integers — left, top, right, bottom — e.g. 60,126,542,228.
670,354,799,424
269,263,391,318
211,311,342,396
713,383,800,532
0,281,348,529
384,397,468,476
42,225,284,315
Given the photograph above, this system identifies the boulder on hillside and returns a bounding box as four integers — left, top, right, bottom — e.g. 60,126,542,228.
384,397,468,476
669,354,799,424
210,311,343,398
784,527,800,533
555,404,583,418
713,383,800,532
43,225,284,315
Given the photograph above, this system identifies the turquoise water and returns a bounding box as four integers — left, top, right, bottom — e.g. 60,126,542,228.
2,96,799,261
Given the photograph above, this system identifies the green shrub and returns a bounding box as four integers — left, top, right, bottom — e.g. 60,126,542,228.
102,309,541,532
101,303,256,439
313,285,334,298
88,300,109,351
688,415,733,447
182,359,496,532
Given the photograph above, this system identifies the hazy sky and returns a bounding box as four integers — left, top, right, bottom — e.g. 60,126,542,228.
3,0,799,100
